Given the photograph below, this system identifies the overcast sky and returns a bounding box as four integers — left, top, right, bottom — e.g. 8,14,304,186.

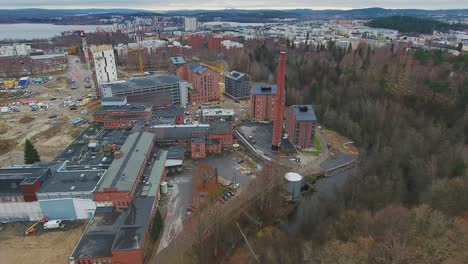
0,0,466,10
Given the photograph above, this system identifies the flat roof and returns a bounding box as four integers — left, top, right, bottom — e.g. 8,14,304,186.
98,132,154,192
101,75,182,93
101,96,126,102
210,122,232,134
167,146,185,160
141,150,167,197
291,105,317,121
149,124,210,141
153,106,185,118
95,105,151,115
202,108,234,117
38,167,105,193
225,71,246,81
170,56,186,65
0,167,49,181
252,83,277,95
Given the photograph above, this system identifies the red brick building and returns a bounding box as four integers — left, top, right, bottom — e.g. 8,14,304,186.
187,35,204,50
251,83,278,122
208,36,223,50
177,64,220,105
169,56,186,74
285,105,318,148
93,105,152,129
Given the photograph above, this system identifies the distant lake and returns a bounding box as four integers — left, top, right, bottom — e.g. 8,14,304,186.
0,23,114,40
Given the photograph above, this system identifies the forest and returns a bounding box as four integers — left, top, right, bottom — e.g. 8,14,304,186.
367,16,468,33
222,41,468,263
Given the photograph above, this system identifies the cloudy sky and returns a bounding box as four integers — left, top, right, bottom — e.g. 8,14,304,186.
0,0,466,10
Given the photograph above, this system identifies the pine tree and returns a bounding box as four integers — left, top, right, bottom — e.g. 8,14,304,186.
24,139,40,164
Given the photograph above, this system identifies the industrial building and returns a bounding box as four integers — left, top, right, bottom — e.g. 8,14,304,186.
169,56,186,74
201,108,235,123
251,83,278,122
93,132,155,207
91,45,118,85
70,149,167,264
165,146,185,174
93,104,152,129
177,64,220,105
101,75,189,107
224,71,250,99
285,105,318,148
148,122,233,159
152,105,185,125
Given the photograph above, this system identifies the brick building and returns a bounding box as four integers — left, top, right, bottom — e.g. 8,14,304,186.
285,105,318,148
187,35,204,50
177,64,220,105
251,83,278,122
152,105,185,125
93,105,152,129
224,71,250,99
169,56,186,74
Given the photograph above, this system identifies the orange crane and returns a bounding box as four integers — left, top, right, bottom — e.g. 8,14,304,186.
128,45,144,73
25,216,48,235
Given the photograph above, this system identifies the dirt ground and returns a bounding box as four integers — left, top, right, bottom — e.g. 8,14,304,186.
0,221,87,264
0,55,93,165
321,127,359,155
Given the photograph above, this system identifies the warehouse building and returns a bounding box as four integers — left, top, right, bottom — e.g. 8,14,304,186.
224,71,250,99
93,104,152,129
152,105,185,125
201,108,234,123
70,150,167,264
101,75,189,107
93,132,155,207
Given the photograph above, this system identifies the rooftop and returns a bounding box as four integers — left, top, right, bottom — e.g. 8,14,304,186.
101,75,182,93
291,105,317,121
149,124,210,141
170,56,186,65
252,83,277,95
167,146,185,160
202,108,234,117
188,64,208,75
153,106,185,118
95,105,151,115
101,96,126,102
97,132,154,192
225,71,246,81
210,122,232,135
38,165,105,193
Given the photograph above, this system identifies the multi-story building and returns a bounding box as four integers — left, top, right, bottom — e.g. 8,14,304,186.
101,75,189,107
285,105,318,148
251,83,278,122
184,17,197,32
91,45,118,85
93,104,152,129
169,56,186,74
224,71,250,99
177,64,220,105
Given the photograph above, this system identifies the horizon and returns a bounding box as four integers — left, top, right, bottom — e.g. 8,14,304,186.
0,0,467,11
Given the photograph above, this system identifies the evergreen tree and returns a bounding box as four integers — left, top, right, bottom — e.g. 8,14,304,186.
24,139,40,164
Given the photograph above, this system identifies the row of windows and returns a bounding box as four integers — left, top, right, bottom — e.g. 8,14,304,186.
76,258,111,264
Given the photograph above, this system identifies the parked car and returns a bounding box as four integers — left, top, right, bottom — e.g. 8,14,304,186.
43,220,65,230
48,114,58,119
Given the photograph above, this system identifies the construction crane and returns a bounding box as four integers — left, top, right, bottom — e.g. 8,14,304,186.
129,45,144,73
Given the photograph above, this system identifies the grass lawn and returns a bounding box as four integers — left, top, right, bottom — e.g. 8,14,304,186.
298,136,322,156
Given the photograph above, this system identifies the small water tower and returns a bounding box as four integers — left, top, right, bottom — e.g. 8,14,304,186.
284,172,303,201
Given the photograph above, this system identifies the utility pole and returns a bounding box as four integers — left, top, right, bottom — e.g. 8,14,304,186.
232,158,237,187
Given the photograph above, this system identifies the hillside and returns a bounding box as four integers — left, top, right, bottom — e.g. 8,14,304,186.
367,15,468,33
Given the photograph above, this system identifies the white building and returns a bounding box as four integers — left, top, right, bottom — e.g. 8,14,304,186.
184,17,198,32
91,45,118,85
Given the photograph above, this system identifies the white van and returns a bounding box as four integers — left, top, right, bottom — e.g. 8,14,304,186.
43,220,65,230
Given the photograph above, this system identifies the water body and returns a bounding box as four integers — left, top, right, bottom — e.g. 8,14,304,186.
0,23,114,40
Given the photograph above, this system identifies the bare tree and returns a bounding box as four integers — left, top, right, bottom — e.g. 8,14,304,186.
193,163,216,187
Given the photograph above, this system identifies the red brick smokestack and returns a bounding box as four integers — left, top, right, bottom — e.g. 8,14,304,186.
272,51,287,150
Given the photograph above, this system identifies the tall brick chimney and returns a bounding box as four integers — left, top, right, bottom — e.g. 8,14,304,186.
272,51,287,150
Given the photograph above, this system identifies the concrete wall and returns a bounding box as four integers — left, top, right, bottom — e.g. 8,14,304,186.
0,201,43,221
